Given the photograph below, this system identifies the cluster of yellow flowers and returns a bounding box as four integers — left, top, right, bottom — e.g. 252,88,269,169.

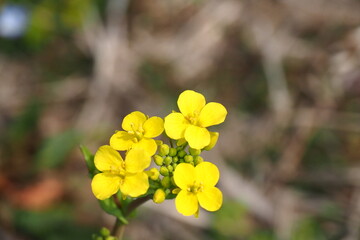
90,90,227,217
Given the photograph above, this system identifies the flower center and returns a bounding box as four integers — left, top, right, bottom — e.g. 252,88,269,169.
128,123,144,140
187,182,203,193
186,111,200,125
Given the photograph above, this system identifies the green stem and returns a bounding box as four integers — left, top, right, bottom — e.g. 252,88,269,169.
111,196,151,239
112,218,125,240
125,195,151,216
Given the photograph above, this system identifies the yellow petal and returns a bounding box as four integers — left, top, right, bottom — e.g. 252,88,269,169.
175,190,199,216
143,116,164,138
91,173,121,200
177,90,206,117
122,111,147,132
109,131,136,151
195,162,219,187
198,102,227,127
164,112,189,140
197,186,223,212
94,145,123,172
120,172,149,197
125,148,151,173
173,163,195,189
204,131,219,151
132,138,157,156
184,125,210,149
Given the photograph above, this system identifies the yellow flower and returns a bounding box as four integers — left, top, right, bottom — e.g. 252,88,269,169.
173,162,223,216
91,145,150,200
164,90,227,149
110,111,164,156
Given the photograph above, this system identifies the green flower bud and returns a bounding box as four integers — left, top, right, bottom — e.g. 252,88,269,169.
189,148,201,156
154,155,163,166
164,156,172,165
184,155,194,163
160,166,169,176
172,163,178,169
153,189,166,204
194,156,204,165
147,168,160,180
169,148,177,157
172,156,179,163
91,234,100,240
106,237,117,240
177,150,186,158
167,165,174,172
159,144,170,156
100,227,110,237
176,138,187,146
161,176,171,188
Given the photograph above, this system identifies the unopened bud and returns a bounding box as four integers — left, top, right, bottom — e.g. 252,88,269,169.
177,150,186,158
189,148,201,156
167,165,174,172
153,189,166,204
100,227,110,237
159,144,170,156
184,155,194,163
194,156,204,165
160,166,169,176
154,155,163,166
147,168,160,180
172,156,179,163
169,148,177,157
204,132,219,151
164,156,172,165
161,176,171,188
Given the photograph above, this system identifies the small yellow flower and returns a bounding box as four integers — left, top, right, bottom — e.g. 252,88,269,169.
91,145,151,200
164,90,227,149
173,162,223,216
110,111,164,156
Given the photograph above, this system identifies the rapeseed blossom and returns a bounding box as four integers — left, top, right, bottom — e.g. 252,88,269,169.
91,145,150,200
110,111,164,156
173,162,223,216
164,90,227,149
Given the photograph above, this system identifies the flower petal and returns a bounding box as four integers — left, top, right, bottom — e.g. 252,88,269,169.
195,162,220,187
110,131,135,151
197,186,223,212
173,163,195,190
164,112,189,140
125,148,151,173
122,111,147,132
184,125,210,149
132,138,157,156
198,102,227,127
178,90,206,117
204,131,219,151
120,172,149,197
94,145,123,172
91,173,121,200
175,190,199,216
143,116,164,138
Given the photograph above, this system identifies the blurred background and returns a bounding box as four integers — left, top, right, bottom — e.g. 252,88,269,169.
1,0,360,239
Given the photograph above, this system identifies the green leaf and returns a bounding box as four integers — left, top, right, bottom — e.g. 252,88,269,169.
35,130,81,171
80,145,97,177
99,198,128,224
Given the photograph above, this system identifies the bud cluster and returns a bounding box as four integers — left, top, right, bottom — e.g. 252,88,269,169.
150,142,205,203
